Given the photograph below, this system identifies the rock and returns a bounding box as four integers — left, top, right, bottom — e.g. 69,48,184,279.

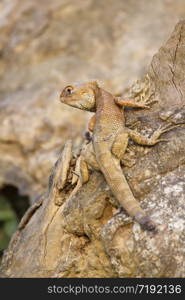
1,20,185,277
1,0,185,201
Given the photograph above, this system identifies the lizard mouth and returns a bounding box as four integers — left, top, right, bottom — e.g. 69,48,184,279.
59,95,77,107
59,95,66,103
59,94,72,104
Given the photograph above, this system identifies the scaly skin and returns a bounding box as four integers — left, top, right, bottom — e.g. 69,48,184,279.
93,87,146,222
60,81,177,231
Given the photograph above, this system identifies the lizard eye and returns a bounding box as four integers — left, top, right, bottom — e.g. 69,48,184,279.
65,86,73,96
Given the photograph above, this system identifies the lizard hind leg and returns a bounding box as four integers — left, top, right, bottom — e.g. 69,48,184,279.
111,131,129,160
127,123,180,146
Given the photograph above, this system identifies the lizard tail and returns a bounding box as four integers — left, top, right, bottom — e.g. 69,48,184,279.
97,151,156,231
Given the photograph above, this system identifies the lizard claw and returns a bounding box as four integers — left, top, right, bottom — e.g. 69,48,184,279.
156,138,169,143
139,98,158,109
158,123,181,134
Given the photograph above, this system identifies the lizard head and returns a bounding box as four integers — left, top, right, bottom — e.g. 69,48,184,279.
60,81,99,112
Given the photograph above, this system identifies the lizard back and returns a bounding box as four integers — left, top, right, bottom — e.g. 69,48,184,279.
93,88,146,219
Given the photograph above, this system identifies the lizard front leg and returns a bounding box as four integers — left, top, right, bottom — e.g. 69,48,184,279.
84,114,96,142
70,156,89,198
127,123,179,146
114,95,156,109
88,114,96,132
54,140,73,206
70,142,99,198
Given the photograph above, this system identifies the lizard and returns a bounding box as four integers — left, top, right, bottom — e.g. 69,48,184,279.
60,81,177,232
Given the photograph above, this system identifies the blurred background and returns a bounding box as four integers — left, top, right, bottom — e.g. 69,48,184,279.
0,0,185,260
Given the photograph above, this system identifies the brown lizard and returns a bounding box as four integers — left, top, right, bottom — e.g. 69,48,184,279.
60,81,177,231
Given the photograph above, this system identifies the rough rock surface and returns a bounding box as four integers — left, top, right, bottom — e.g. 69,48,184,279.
1,20,185,277
1,0,185,201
